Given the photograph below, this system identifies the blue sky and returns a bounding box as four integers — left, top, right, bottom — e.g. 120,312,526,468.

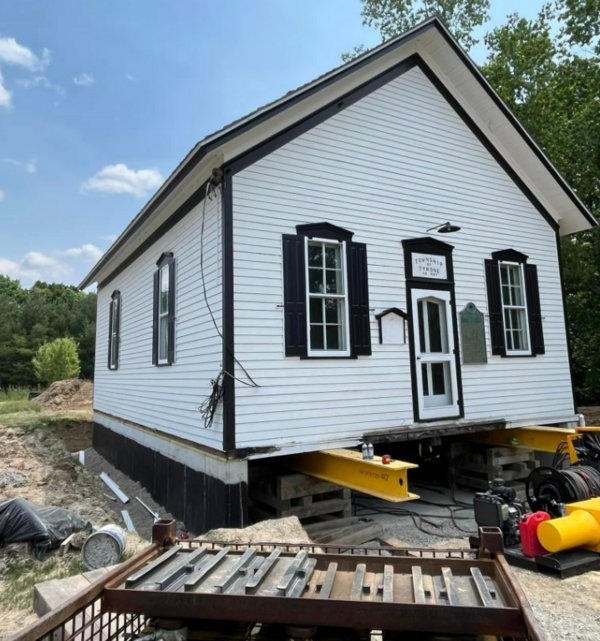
0,0,543,288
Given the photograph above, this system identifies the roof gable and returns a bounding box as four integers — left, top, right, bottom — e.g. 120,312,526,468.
80,16,595,289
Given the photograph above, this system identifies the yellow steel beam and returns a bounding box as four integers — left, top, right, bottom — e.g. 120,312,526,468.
464,426,600,459
285,449,419,503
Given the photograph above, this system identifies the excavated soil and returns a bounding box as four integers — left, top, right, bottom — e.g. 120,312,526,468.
35,380,93,412
201,517,312,545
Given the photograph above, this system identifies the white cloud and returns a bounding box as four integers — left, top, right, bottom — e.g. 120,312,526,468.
16,76,65,98
0,252,71,283
58,244,103,262
0,69,12,109
102,234,118,242
74,73,94,87
125,73,137,82
3,157,37,173
0,38,51,109
0,243,104,285
0,189,4,202
0,38,50,71
81,164,164,198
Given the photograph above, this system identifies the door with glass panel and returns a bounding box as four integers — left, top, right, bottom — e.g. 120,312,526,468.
411,289,459,420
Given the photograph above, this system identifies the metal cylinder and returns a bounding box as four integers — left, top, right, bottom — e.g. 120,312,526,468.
538,509,600,553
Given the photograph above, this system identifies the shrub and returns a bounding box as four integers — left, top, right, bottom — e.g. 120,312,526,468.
33,338,81,386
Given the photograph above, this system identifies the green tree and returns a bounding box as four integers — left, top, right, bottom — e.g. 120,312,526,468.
481,2,600,403
342,0,490,61
33,338,81,386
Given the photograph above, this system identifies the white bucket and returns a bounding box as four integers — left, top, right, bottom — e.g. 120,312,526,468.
81,524,126,570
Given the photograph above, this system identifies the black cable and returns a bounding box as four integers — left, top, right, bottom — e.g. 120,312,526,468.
197,177,260,425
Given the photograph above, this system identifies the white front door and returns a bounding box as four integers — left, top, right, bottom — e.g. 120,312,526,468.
411,289,460,420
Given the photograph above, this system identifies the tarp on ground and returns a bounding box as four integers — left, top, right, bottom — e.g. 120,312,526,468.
0,497,90,550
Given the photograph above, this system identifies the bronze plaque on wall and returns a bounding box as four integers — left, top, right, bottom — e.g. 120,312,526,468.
460,303,487,364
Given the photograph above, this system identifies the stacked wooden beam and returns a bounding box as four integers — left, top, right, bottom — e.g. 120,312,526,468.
450,443,540,501
249,472,352,522
304,517,384,545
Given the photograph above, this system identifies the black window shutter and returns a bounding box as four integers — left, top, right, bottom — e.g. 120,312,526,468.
347,241,372,356
167,259,176,364
114,296,120,369
107,300,114,369
484,259,506,356
525,263,545,355
282,234,307,357
152,270,159,365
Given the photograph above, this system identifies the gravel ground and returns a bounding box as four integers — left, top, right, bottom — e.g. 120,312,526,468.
358,484,600,641
83,448,184,540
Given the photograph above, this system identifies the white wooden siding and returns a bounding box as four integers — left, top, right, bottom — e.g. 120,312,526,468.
232,65,574,452
94,192,224,448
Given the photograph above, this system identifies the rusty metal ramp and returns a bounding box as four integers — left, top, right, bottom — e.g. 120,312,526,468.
102,531,543,639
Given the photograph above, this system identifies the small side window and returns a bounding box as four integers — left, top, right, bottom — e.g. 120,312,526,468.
499,262,530,354
152,253,176,366
108,290,121,370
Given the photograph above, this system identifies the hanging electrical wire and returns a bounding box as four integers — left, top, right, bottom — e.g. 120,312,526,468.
198,169,260,429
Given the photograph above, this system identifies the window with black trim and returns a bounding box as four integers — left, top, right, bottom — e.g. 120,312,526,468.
108,290,120,370
153,253,176,366
485,249,545,357
282,222,371,358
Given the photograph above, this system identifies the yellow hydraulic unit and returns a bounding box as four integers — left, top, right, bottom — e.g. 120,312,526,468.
538,498,600,553
285,448,419,502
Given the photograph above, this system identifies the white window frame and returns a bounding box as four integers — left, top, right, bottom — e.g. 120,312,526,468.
158,263,170,365
109,296,119,370
304,236,351,357
499,261,531,356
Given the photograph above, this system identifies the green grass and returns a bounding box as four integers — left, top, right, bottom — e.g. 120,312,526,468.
0,410,91,430
0,400,41,415
0,556,84,610
0,387,32,402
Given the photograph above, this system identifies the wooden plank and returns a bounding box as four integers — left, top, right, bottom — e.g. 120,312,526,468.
470,568,494,607
382,565,394,603
100,472,129,503
412,566,426,604
58,533,77,556
333,523,384,546
313,523,372,544
318,562,338,600
350,564,366,601
441,568,460,606
304,516,359,535
279,498,351,520
277,473,344,500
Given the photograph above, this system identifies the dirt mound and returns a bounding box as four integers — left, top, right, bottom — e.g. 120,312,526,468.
36,379,93,411
200,517,312,545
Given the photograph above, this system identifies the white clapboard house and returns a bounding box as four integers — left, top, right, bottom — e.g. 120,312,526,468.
81,17,597,531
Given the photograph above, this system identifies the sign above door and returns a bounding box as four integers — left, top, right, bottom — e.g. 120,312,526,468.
411,253,447,280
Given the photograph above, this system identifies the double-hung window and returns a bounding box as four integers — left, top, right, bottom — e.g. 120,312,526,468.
108,290,120,370
158,262,170,363
484,249,544,357
153,252,175,366
305,238,350,356
499,262,530,354
282,222,371,358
